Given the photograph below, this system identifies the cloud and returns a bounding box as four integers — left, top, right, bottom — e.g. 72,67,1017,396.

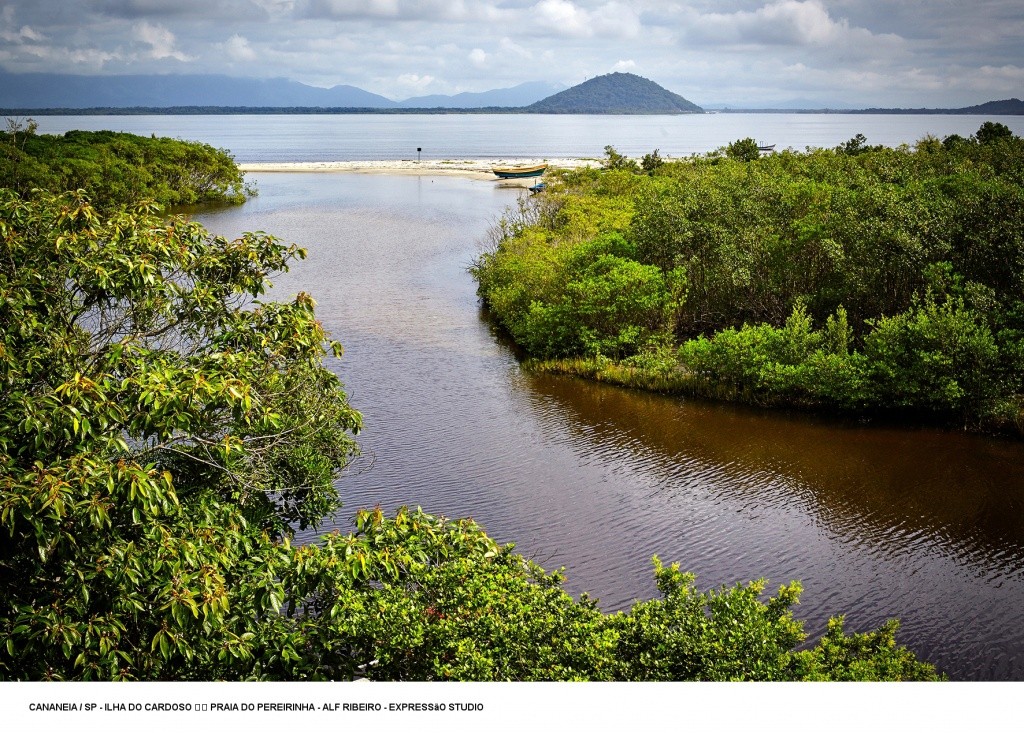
91,0,269,21
498,37,532,59
395,72,434,92
221,34,258,62
0,0,1020,108
0,41,121,71
469,48,488,67
1,24,46,43
134,20,193,61
0,6,46,43
295,0,499,22
678,0,903,51
531,0,641,39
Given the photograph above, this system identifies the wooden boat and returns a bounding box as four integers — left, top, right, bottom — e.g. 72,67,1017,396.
492,163,547,179
757,143,776,152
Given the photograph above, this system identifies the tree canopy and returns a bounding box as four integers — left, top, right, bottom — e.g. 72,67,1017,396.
0,189,360,678
473,124,1024,433
1,123,249,209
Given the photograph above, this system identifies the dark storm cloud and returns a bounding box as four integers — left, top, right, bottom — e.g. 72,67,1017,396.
89,0,270,21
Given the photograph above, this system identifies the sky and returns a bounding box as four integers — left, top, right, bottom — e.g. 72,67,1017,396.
0,0,1021,108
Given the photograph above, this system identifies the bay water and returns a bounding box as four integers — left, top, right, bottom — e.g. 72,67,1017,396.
31,112,1024,161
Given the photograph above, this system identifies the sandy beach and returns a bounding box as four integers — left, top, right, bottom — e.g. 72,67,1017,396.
237,158,601,180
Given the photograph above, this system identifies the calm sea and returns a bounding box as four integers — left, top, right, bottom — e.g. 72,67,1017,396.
30,112,1024,162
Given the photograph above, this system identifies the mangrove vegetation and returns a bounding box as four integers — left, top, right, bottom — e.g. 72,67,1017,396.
473,124,1024,433
1,121,250,209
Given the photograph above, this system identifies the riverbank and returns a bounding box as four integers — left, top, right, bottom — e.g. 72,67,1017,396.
237,158,600,179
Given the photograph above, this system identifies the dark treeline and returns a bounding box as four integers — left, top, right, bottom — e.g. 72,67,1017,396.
718,99,1024,114
0,123,249,208
473,123,1024,433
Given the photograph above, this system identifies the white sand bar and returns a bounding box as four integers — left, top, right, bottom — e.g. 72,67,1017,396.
237,158,601,180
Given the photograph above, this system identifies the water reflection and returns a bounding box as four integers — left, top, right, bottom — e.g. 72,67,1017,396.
530,375,1024,562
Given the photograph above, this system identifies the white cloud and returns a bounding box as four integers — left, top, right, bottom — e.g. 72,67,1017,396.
134,21,193,61
533,0,585,34
297,0,501,22
251,0,297,15
222,34,258,62
0,6,46,44
396,73,434,92
469,48,487,67
0,0,1019,108
498,38,532,59
6,42,121,70
531,0,641,39
15,25,45,42
64,47,122,68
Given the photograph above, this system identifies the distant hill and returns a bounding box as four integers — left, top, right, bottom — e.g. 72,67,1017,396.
716,98,1024,114
855,98,1024,115
0,72,398,108
526,73,703,114
958,98,1024,114
400,81,566,108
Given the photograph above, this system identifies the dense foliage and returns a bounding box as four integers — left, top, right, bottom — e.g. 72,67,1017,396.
0,190,938,681
473,124,1024,432
1,121,249,209
0,190,360,679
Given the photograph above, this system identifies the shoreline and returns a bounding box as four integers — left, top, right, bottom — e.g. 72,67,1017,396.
237,158,600,180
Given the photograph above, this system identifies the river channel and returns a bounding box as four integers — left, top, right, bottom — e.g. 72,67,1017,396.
197,171,1024,681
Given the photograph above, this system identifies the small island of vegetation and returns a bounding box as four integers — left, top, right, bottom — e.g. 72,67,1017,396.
0,123,939,681
473,123,1024,435
1,120,250,209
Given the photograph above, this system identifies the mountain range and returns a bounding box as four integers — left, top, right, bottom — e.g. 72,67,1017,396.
399,81,565,109
0,71,564,110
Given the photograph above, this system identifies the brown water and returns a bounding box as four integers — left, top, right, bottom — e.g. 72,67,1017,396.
199,172,1024,680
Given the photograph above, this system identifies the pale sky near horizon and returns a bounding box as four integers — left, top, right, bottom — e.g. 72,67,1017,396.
0,0,1020,108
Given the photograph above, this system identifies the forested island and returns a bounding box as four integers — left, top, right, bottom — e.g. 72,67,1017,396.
0,123,249,208
0,125,940,681
474,123,1024,436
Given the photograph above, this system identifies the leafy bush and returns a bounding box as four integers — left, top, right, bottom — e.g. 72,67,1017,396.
725,137,761,162
864,294,998,412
